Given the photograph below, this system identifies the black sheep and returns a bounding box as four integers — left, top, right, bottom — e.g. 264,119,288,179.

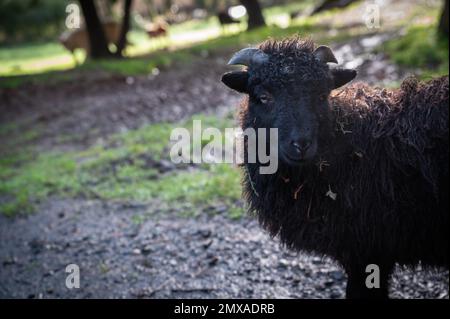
221,37,449,298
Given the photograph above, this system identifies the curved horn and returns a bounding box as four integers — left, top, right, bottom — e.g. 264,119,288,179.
313,45,338,64
228,48,269,66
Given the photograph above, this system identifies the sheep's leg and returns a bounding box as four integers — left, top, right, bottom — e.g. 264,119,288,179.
345,263,393,299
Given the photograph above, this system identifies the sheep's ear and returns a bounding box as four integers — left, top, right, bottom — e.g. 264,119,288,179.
331,68,357,89
221,71,249,93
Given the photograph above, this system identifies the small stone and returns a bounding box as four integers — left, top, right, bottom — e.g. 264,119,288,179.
330,291,342,299
199,229,212,238
141,245,152,255
141,259,153,269
279,259,290,268
329,270,344,281
29,239,45,255
205,238,214,248
3,257,17,266
158,160,175,172
126,77,135,85
214,205,228,214
208,256,219,266
152,68,160,76
311,257,322,265
169,259,177,266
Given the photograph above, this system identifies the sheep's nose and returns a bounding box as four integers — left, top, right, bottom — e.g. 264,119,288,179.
291,139,311,155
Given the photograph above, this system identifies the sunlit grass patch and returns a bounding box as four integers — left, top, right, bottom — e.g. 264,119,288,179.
0,42,74,76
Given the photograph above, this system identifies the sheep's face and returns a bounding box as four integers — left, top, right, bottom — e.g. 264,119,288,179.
245,63,333,165
222,38,356,166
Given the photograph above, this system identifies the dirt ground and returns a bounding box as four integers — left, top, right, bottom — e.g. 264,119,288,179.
0,26,448,298
0,198,448,299
0,56,241,152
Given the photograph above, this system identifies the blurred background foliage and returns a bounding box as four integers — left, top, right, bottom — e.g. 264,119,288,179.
0,0,281,44
0,0,70,43
0,0,447,78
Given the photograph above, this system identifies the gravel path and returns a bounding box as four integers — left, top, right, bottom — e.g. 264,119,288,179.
0,199,448,299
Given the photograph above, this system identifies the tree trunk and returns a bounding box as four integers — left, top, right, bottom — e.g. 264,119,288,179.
240,0,266,30
115,0,133,57
79,0,113,59
438,0,449,37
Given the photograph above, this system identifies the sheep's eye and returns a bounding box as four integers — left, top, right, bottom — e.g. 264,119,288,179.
319,94,328,102
259,94,271,104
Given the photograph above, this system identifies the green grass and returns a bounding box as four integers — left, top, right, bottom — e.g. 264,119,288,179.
0,42,66,61
0,114,243,218
0,152,81,215
81,54,172,76
0,41,78,76
382,25,449,79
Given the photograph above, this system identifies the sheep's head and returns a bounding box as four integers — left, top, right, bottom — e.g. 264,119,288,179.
222,38,356,166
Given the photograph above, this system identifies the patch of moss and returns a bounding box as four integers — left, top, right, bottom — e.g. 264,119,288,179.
0,114,244,218
382,25,449,79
